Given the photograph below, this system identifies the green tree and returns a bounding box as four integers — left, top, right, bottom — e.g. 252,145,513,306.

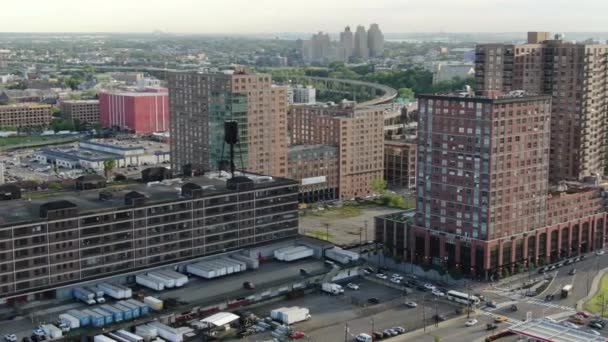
398,87,415,99
434,336,441,342
51,107,62,118
103,158,116,179
371,178,388,194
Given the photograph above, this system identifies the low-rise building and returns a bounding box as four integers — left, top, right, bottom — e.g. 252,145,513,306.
60,100,100,124
0,103,52,129
384,138,417,190
0,172,299,299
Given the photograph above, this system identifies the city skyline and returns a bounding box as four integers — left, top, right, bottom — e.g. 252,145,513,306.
1,0,608,34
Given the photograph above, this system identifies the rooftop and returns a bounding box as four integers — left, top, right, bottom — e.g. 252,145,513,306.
417,91,552,103
509,319,605,342
0,171,297,226
100,91,167,97
376,209,416,224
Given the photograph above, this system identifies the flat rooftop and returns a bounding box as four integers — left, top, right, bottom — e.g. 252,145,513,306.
509,319,605,342
376,209,416,224
0,171,297,226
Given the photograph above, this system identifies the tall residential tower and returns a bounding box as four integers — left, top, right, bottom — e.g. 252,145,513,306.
367,23,385,57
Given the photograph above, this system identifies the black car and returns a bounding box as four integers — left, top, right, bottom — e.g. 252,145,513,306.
373,332,384,340
417,285,427,291
486,323,498,331
569,269,577,275
368,297,380,304
243,281,255,290
364,267,374,273
545,294,554,301
300,269,308,275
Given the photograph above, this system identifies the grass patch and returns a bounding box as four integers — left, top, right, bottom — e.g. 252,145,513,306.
304,229,334,242
0,136,79,150
304,204,363,219
585,274,608,314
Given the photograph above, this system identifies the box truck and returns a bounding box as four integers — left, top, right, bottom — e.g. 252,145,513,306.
87,286,106,303
321,283,344,295
98,283,127,299
41,324,63,339
73,287,96,305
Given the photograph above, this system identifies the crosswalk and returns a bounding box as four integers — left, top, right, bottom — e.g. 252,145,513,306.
526,298,577,312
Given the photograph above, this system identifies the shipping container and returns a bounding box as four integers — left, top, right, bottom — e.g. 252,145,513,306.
156,270,188,287
136,274,165,291
186,263,217,279
114,284,133,298
220,257,247,272
274,246,308,260
59,314,80,329
283,248,314,262
41,324,63,339
113,303,134,321
230,254,259,269
147,272,175,288
126,299,149,316
98,283,127,299
67,309,91,327
147,321,184,342
143,296,164,311
118,301,140,318
100,304,124,322
82,309,105,327
92,308,114,325
114,330,145,342
325,247,359,264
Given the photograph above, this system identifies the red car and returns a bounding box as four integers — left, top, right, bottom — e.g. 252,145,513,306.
290,332,306,339
577,311,591,318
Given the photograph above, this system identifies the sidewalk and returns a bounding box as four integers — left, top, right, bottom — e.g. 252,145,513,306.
578,266,608,310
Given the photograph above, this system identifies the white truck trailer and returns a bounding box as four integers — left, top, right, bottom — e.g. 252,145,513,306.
321,283,344,295
136,274,165,291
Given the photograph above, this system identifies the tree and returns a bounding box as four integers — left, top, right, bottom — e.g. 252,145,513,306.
398,87,415,100
114,174,127,181
371,178,388,194
51,107,62,118
103,158,116,179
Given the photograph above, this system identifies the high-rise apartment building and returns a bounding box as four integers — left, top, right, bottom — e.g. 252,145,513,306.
339,26,354,62
354,26,369,59
60,100,100,124
475,32,608,182
412,93,606,279
291,85,316,104
0,50,8,69
290,101,384,199
168,68,288,178
367,23,384,57
99,91,169,134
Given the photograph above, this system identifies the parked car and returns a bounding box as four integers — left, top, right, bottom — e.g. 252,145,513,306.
510,304,519,311
347,283,360,290
569,269,577,275
376,273,388,280
392,274,403,280
586,329,601,336
355,333,373,342
364,267,374,273
290,332,306,339
596,250,605,256
589,322,603,330
465,319,478,327
577,311,591,318
392,326,405,334
405,301,418,308
372,332,384,340
433,314,447,321
4,335,17,342
545,294,555,301
383,329,397,337
486,301,498,308
368,297,380,304
563,322,580,329
423,283,436,291
243,281,255,290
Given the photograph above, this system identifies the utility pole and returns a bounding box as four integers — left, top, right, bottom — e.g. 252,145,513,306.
364,220,368,242
371,317,375,337
344,322,349,342
359,227,363,248
434,299,439,327
324,223,330,242
466,281,472,319
422,296,427,332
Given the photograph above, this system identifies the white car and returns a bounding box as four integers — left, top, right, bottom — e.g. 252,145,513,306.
376,273,388,280
356,333,373,342
347,283,360,290
587,329,601,336
596,250,605,256
33,329,45,337
390,277,401,284
544,317,558,323
432,290,445,297
465,319,478,327
563,322,580,329
392,274,403,280
424,283,436,291
405,301,418,308
4,334,17,342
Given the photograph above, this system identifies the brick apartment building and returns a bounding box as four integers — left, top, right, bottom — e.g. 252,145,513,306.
60,100,100,124
475,32,608,182
289,101,384,200
409,93,606,280
287,144,339,202
0,103,52,129
0,172,299,299
99,90,170,134
384,139,417,190
167,68,289,178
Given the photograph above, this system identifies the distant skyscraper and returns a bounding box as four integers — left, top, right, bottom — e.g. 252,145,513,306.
367,23,384,57
339,26,354,62
0,50,8,70
168,68,288,177
475,32,608,182
354,25,369,59
311,32,332,63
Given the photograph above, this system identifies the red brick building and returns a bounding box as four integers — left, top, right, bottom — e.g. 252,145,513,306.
99,90,169,134
412,93,606,280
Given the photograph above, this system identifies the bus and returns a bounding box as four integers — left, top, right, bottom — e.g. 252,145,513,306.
446,290,480,306
561,285,573,298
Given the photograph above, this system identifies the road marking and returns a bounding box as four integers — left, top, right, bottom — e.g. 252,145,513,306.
479,311,523,325
526,299,576,312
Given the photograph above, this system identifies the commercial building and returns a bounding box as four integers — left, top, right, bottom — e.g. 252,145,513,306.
60,100,100,124
0,172,299,299
287,144,339,203
290,85,316,105
167,68,289,178
0,103,52,129
411,93,606,279
35,139,170,171
99,90,170,134
475,32,608,182
375,210,415,257
384,139,417,190
290,101,384,200
367,23,384,57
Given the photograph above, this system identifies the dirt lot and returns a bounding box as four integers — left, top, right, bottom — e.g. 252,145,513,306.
299,204,403,246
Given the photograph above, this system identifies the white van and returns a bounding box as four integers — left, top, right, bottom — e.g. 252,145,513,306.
356,333,372,342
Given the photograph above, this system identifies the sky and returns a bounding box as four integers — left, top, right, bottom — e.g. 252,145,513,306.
1,0,607,34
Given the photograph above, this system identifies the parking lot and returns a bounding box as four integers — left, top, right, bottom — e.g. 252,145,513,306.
239,277,463,342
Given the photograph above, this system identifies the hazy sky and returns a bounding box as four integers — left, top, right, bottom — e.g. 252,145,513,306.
1,0,607,33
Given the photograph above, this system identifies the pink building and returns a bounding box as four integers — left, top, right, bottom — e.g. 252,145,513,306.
99,91,170,134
